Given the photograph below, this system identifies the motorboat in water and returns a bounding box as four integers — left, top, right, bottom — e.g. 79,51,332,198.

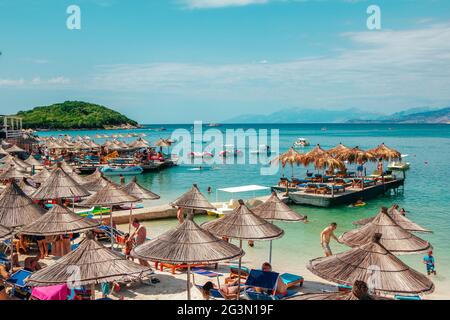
294,138,310,147
100,165,143,176
388,161,411,171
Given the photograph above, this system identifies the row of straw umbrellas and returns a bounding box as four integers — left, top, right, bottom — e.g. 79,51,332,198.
0,157,435,300
274,143,402,176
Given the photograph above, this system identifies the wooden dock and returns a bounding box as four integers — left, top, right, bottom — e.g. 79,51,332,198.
272,179,405,208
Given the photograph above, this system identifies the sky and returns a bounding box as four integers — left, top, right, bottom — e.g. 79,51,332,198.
1,0,450,123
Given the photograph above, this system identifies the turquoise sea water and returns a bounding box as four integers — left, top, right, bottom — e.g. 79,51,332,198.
38,124,450,297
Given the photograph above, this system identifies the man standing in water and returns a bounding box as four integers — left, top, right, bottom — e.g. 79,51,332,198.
320,222,340,257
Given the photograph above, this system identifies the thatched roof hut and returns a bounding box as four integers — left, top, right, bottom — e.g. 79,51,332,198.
26,236,152,287
32,167,91,200
0,164,28,180
340,208,431,255
353,207,431,234
0,182,45,228
288,280,391,300
252,192,304,221
369,143,401,161
170,184,216,211
0,224,12,241
307,233,434,295
20,204,100,236
121,178,160,201
31,167,51,184
80,180,138,206
202,200,284,241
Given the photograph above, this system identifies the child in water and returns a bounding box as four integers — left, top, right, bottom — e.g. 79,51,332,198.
423,250,436,276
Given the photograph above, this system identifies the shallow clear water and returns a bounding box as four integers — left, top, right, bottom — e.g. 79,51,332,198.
38,123,450,297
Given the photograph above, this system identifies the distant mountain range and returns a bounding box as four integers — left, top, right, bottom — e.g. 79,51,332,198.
225,107,450,124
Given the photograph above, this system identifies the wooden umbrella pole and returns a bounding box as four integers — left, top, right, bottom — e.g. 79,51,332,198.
128,203,133,234
269,240,273,265
90,283,95,300
237,240,243,301
110,206,114,250
9,232,15,270
187,265,191,300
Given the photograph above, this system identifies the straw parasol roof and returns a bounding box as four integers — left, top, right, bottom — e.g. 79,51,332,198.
26,236,153,287
353,207,432,234
0,146,8,155
132,213,244,264
24,155,42,167
303,144,329,166
81,169,103,185
80,180,138,206
288,280,391,300
307,233,434,295
129,139,149,149
12,156,31,169
369,143,401,161
32,167,91,200
82,175,111,193
121,178,160,201
18,178,37,197
336,146,376,164
328,143,351,157
5,144,25,153
340,208,431,255
155,139,172,147
51,161,74,174
0,224,13,241
69,171,86,185
31,167,51,184
252,192,305,221
20,204,100,236
0,182,45,228
313,154,346,171
0,164,28,180
170,184,216,211
202,200,284,241
0,154,14,164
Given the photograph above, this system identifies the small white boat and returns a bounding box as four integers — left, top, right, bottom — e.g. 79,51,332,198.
294,138,310,147
388,161,410,171
100,165,143,176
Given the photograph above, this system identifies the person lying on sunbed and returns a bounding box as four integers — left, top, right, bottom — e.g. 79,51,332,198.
259,262,288,297
24,255,42,272
201,279,241,300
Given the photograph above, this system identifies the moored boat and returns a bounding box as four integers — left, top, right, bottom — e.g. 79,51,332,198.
100,165,143,176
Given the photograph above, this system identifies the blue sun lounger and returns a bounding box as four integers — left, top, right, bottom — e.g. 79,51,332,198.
6,269,33,300
244,270,298,300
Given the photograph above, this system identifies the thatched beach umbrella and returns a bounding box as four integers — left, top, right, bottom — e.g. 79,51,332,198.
18,178,37,197
353,207,432,234
81,180,139,248
203,200,284,299
121,178,160,233
12,156,31,171
31,167,51,185
336,146,376,165
369,143,402,161
0,164,28,181
0,181,45,228
132,212,244,300
0,146,8,156
303,144,329,167
26,235,152,299
155,139,172,148
5,144,25,154
51,161,75,174
0,224,13,241
314,154,346,172
252,192,304,263
308,233,434,295
82,175,110,193
20,204,100,236
288,280,391,300
340,208,431,255
81,169,103,185
328,143,351,157
170,184,216,213
24,155,42,167
32,167,90,201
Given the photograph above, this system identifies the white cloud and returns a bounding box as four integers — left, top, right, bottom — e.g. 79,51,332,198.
0,76,70,87
181,0,269,9
0,79,25,87
90,24,450,111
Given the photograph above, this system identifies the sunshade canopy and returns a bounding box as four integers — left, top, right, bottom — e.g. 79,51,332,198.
252,192,305,221
170,184,216,210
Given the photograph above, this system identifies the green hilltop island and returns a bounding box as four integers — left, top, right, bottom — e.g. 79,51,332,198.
15,101,140,130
